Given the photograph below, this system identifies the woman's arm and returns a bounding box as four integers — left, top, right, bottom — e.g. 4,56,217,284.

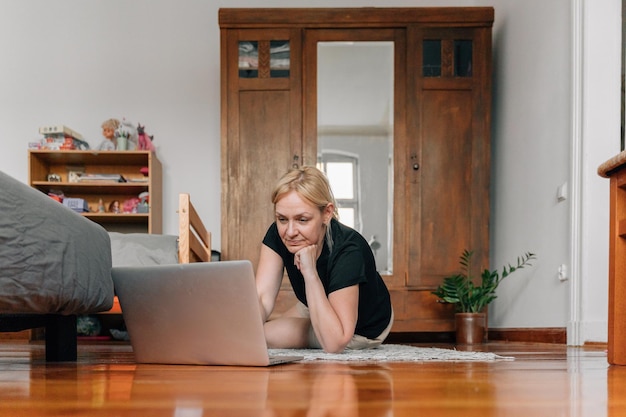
308,283,359,353
255,244,285,322
296,245,359,353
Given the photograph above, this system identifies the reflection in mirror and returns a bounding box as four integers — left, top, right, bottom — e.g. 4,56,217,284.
317,42,394,274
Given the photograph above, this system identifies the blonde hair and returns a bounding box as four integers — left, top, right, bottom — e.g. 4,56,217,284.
272,166,339,250
101,118,120,131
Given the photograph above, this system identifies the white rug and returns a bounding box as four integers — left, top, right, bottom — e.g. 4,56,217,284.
268,344,514,362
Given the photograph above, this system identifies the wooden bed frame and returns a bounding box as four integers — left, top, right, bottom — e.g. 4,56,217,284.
177,193,212,263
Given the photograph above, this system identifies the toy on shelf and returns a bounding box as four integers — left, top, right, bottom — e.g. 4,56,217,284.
137,123,155,151
97,119,120,151
115,119,138,151
94,118,155,152
108,200,121,213
33,125,89,150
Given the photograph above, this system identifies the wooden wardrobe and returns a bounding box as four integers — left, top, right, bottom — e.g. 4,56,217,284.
219,7,493,334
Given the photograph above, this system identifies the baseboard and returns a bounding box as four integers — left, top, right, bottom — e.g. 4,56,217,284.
0,329,31,340
386,332,455,344
487,327,567,344
388,328,567,344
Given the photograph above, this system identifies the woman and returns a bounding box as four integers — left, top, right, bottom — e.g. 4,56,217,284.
256,166,393,353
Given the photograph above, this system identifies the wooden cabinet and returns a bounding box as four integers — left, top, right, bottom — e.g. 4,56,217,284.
219,8,493,334
28,150,162,234
598,151,626,365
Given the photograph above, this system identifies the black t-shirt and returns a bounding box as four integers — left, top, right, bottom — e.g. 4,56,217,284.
262,218,392,339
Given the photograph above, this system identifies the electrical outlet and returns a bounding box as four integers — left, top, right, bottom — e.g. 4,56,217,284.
558,264,568,282
557,183,568,202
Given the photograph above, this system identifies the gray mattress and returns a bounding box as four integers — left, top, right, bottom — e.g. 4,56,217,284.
0,170,114,314
109,232,179,266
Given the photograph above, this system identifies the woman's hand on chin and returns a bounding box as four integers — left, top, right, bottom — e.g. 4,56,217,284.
294,244,318,276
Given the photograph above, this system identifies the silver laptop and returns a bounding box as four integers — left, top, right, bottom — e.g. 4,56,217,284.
111,260,302,366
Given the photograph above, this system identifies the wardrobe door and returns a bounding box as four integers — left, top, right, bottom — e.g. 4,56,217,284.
221,28,303,268
406,27,492,290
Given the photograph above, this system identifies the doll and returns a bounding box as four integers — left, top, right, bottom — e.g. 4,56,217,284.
108,200,120,213
97,119,120,151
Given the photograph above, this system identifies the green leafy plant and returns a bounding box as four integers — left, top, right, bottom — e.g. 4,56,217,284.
432,249,536,313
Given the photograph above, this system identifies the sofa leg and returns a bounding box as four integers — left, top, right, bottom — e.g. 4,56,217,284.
45,315,77,362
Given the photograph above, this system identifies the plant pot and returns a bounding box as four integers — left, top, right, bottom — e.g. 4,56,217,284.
455,312,486,345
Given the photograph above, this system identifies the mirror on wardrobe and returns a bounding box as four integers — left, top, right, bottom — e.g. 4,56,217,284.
316,41,394,274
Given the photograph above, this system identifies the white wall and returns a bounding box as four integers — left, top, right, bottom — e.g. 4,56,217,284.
486,0,620,344
579,0,622,343
487,1,573,330
0,0,220,244
0,0,619,343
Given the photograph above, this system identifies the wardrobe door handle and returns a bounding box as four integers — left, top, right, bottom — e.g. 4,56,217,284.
411,154,419,171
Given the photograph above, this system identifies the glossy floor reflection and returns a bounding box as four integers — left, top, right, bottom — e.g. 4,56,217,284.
0,340,619,416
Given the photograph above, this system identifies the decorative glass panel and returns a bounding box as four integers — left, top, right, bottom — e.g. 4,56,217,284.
454,40,473,77
239,41,258,78
423,40,441,77
269,41,290,78
239,40,290,78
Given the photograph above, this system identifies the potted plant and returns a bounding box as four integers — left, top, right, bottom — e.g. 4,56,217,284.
432,249,536,344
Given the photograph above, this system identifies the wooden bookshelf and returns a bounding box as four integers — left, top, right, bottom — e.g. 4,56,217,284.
28,150,162,234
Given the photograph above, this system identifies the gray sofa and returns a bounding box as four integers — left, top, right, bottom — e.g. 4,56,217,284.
0,170,114,361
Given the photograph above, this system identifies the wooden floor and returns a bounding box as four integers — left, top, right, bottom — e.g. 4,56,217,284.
0,340,620,416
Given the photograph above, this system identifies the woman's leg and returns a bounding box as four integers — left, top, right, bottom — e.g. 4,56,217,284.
263,303,311,348
346,309,394,350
